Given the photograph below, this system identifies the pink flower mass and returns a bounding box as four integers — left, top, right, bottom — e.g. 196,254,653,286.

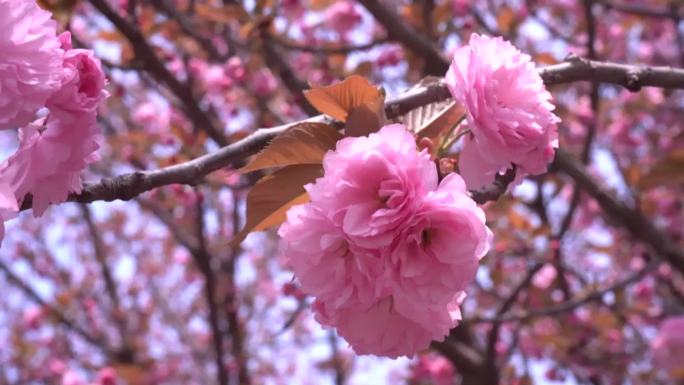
446,34,560,189
0,46,107,216
0,5,107,240
651,315,684,377
279,125,491,357
0,0,64,129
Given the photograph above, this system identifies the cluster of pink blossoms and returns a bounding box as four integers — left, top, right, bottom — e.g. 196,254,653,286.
279,34,559,357
279,125,492,357
446,34,560,189
651,315,684,377
0,0,107,242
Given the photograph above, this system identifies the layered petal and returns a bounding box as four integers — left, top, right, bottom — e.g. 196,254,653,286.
446,34,560,188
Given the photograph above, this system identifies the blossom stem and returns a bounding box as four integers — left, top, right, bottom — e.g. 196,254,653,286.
438,119,469,156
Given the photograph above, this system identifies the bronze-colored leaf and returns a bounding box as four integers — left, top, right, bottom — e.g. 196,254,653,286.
345,95,387,137
497,6,516,35
304,75,382,122
241,123,342,173
195,4,248,24
416,101,466,143
638,149,684,189
230,164,323,245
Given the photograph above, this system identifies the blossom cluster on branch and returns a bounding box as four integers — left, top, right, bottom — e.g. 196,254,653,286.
276,34,560,357
0,0,107,240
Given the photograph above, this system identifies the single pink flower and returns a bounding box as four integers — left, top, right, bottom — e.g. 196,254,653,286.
251,68,278,96
325,1,362,37
390,174,491,313
0,0,63,129
532,263,557,289
47,49,108,116
307,124,437,249
410,353,456,385
22,306,43,329
652,315,684,377
0,182,18,244
446,33,560,188
133,101,170,134
279,125,491,357
61,370,86,385
96,367,118,385
314,293,465,359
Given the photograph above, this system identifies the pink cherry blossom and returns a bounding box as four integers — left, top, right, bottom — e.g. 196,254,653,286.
22,306,43,329
313,293,465,358
410,353,456,385
325,1,362,37
61,369,86,385
133,101,170,135
446,33,560,188
96,367,118,385
0,48,107,216
47,49,108,116
251,68,278,96
307,124,437,249
651,315,684,377
279,125,490,357
390,174,491,312
0,183,17,244
532,263,557,289
0,0,63,129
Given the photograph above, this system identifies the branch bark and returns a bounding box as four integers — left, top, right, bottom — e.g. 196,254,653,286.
17,58,684,212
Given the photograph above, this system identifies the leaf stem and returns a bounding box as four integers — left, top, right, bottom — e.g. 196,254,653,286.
438,117,469,156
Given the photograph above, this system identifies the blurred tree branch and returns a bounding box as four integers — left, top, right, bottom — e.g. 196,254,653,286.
357,0,449,75
88,0,228,146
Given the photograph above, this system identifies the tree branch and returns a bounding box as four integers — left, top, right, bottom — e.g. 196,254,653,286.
471,260,657,323
138,198,230,385
601,0,682,18
553,150,684,275
273,36,390,54
88,0,228,146
80,205,133,357
0,260,106,350
17,59,684,212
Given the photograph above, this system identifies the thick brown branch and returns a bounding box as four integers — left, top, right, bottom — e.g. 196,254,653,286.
17,59,684,212
540,55,684,91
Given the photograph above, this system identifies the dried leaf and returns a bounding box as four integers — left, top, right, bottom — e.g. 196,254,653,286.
231,164,323,245
416,101,466,142
241,123,342,173
304,75,382,122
